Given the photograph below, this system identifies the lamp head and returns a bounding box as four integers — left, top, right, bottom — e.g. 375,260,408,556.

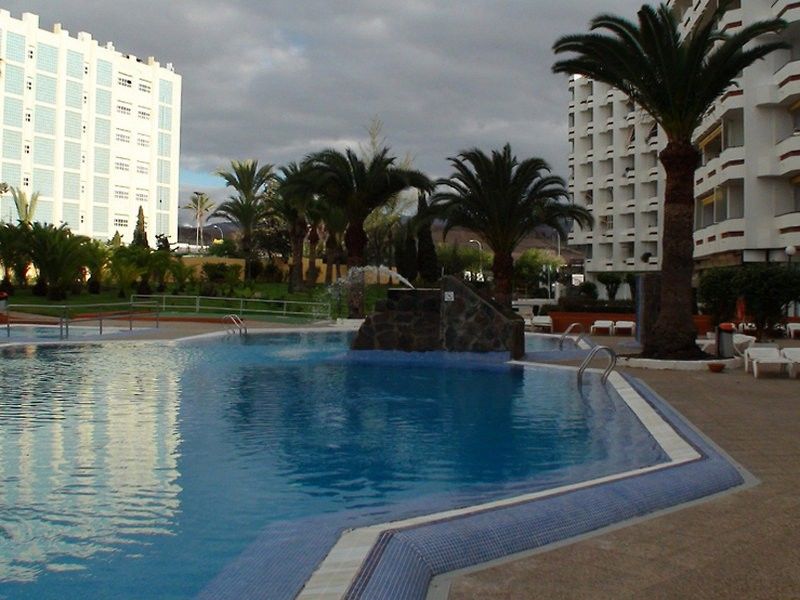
787,245,797,257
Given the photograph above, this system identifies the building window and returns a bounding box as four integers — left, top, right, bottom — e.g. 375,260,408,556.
137,134,150,148
136,162,149,175
116,103,132,116
137,108,151,120
24,112,32,123
23,176,30,186
115,130,131,144
136,190,148,203
24,144,31,155
139,82,152,94
114,189,129,202
26,79,33,91
113,216,129,228
27,48,34,60
117,75,133,88
115,159,130,172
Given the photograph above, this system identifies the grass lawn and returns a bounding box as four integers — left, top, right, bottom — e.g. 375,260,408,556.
4,283,390,320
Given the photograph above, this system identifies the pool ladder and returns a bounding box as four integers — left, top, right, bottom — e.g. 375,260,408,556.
559,322,587,350
577,345,617,387
223,314,247,336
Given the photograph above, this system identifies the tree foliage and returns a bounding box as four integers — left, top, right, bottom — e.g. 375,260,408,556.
596,272,625,301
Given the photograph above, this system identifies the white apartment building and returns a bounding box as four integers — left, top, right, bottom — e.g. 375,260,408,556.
568,0,800,285
0,10,181,243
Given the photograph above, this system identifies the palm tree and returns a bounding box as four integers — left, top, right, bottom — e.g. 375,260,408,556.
27,223,88,300
431,144,592,308
10,187,40,224
183,192,215,247
305,147,430,316
275,162,315,292
553,2,787,358
317,197,347,284
82,239,109,294
214,160,275,279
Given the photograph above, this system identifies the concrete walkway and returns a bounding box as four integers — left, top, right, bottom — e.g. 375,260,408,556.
447,366,800,599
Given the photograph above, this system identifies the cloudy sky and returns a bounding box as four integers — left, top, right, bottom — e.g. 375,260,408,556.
7,0,642,224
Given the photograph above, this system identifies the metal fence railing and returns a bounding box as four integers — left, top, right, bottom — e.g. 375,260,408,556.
130,294,331,321
4,301,160,339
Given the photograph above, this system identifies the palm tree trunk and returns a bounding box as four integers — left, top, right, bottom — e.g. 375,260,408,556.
288,218,306,293
196,216,200,247
644,141,704,359
305,226,320,286
345,220,368,317
492,252,514,309
324,235,337,284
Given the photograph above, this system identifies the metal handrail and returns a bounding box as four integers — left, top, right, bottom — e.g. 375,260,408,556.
577,345,617,386
559,322,586,350
5,301,159,339
222,314,247,336
131,294,331,321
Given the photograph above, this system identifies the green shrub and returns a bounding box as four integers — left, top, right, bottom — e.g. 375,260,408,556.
698,267,738,325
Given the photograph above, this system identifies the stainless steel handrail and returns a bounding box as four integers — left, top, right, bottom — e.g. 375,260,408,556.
559,322,586,350
577,345,617,386
222,314,247,336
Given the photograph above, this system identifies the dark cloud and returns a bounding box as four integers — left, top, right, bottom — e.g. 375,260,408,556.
8,0,642,201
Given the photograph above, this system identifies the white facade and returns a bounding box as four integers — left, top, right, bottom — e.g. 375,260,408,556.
568,0,800,279
0,11,181,243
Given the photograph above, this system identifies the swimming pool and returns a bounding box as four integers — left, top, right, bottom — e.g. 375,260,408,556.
0,331,675,599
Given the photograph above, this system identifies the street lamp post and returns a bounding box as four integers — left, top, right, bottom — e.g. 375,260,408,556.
469,239,483,281
787,246,797,318
212,225,223,241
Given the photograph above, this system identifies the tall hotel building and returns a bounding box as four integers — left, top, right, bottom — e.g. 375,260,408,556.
0,11,181,242
567,0,800,288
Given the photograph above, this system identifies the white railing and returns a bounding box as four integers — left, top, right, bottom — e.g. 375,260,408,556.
4,300,160,339
130,294,331,321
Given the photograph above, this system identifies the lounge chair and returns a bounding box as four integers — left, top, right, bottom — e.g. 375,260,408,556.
529,315,553,333
782,348,800,378
590,320,614,335
732,334,756,357
613,320,636,336
787,323,800,340
745,347,791,378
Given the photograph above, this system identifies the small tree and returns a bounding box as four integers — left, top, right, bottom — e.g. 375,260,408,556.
733,265,800,340
596,272,625,301
131,206,149,248
514,249,563,295
698,267,738,326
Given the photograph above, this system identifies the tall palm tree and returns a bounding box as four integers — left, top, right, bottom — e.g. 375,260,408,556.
183,192,215,247
27,223,88,300
304,147,431,269
10,187,40,224
431,144,592,308
553,2,787,358
214,159,275,279
317,197,348,284
304,147,430,316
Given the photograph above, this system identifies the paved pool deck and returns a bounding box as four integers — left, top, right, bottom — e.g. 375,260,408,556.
446,345,800,600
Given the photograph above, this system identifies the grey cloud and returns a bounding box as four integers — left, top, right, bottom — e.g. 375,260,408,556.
10,0,643,187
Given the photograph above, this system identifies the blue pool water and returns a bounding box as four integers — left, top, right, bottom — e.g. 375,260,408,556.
525,332,576,352
0,333,667,599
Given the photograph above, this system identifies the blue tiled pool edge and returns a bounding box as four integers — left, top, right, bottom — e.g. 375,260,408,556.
341,371,749,600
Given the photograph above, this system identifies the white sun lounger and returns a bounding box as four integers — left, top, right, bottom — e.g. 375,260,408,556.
745,347,791,378
590,320,614,335
529,315,553,333
613,320,636,336
787,323,800,340
782,348,800,378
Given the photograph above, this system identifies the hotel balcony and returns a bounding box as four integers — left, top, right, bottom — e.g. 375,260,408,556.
695,156,721,197
775,211,800,245
774,59,800,106
774,134,800,177
718,146,745,184
693,218,747,258
719,7,743,34
645,225,660,240
773,0,800,23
